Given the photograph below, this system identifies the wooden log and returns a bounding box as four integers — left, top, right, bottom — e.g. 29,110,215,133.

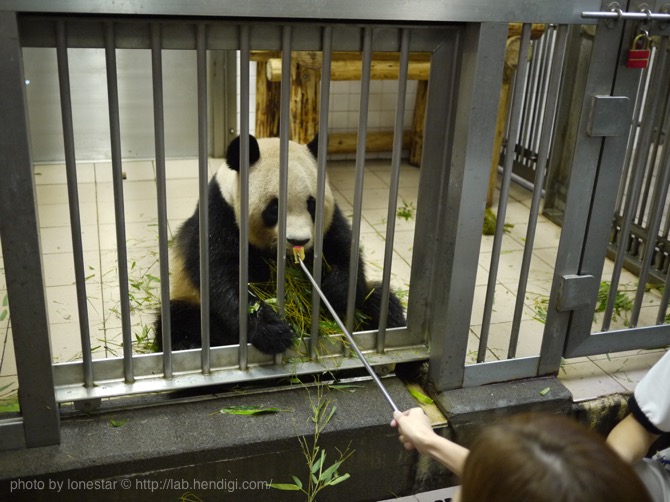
254,61,281,138
507,23,547,40
251,50,431,63
290,62,320,144
267,59,431,82
328,130,412,154
409,80,428,166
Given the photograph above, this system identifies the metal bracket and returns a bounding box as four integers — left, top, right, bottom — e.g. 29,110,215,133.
556,274,597,311
587,95,631,137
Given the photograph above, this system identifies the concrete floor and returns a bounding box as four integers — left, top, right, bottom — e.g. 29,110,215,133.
1,158,666,404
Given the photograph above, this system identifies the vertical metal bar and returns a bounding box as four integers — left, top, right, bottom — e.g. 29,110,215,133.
529,29,554,169
238,25,251,370
104,22,134,383
477,24,531,362
196,23,211,374
658,251,670,323
345,27,373,342
508,25,568,358
0,10,60,447
275,25,291,366
56,21,93,388
151,23,173,378
309,26,332,360
377,28,410,353
517,33,538,169
631,89,670,325
602,37,668,331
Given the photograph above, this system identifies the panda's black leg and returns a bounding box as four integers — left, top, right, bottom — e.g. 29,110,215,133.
155,300,239,351
358,283,406,330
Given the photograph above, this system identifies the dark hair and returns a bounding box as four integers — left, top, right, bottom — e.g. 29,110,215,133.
460,413,651,502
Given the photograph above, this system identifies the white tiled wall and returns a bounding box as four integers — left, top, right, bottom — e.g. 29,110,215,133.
237,58,418,160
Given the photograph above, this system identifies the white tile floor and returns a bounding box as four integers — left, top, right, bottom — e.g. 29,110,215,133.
0,158,667,408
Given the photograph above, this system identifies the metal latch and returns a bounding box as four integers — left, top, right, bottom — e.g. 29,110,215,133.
556,274,597,312
587,96,631,137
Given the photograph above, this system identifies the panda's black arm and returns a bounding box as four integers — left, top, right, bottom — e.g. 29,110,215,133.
319,205,369,313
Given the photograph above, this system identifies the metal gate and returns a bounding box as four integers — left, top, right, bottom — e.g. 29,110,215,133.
540,0,670,373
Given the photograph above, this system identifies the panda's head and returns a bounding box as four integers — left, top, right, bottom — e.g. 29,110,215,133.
217,135,335,253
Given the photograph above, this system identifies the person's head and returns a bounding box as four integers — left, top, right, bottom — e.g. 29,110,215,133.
458,413,651,502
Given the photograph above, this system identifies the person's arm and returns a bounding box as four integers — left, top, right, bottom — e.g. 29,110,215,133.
607,350,670,464
606,413,660,464
391,408,469,477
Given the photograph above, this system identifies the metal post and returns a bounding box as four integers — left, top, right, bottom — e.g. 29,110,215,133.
0,10,60,447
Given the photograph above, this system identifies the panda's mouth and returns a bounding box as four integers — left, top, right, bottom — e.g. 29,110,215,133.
283,239,312,255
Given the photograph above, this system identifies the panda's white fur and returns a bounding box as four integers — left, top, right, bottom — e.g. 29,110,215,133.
215,138,334,252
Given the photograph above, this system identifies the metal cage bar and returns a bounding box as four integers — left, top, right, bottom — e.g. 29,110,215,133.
56,20,94,388
104,22,135,383
196,22,212,374
275,25,292,367
377,28,411,352
150,22,173,378
238,25,251,370
345,27,374,343
309,26,333,360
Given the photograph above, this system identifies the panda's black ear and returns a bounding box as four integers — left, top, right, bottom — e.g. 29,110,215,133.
306,135,319,160
225,135,261,172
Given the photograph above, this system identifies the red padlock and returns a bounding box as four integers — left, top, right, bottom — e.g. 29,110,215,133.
627,31,651,69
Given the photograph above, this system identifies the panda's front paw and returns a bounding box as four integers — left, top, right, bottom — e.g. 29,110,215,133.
248,306,295,354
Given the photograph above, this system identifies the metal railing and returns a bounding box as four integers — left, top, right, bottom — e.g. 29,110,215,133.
4,1,670,452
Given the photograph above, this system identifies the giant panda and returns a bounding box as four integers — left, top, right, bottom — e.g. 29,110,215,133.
154,134,406,354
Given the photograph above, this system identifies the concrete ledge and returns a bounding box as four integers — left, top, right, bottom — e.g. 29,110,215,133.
0,378,444,502
435,376,573,445
0,375,640,501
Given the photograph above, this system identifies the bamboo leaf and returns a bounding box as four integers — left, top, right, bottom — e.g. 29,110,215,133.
329,384,363,393
270,483,301,491
311,449,325,473
215,405,287,416
408,386,434,405
291,476,303,489
0,401,19,413
319,461,342,483
109,418,128,427
328,473,350,486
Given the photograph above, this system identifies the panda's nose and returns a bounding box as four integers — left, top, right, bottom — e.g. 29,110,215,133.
288,238,309,247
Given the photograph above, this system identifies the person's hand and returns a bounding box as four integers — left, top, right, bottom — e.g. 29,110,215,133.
391,407,434,452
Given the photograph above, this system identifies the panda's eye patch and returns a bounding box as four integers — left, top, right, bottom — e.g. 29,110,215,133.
262,198,279,227
307,196,316,221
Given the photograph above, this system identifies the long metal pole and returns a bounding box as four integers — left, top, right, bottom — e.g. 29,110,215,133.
295,253,399,412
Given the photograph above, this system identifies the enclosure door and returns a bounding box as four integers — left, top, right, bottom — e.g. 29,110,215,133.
540,1,670,373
